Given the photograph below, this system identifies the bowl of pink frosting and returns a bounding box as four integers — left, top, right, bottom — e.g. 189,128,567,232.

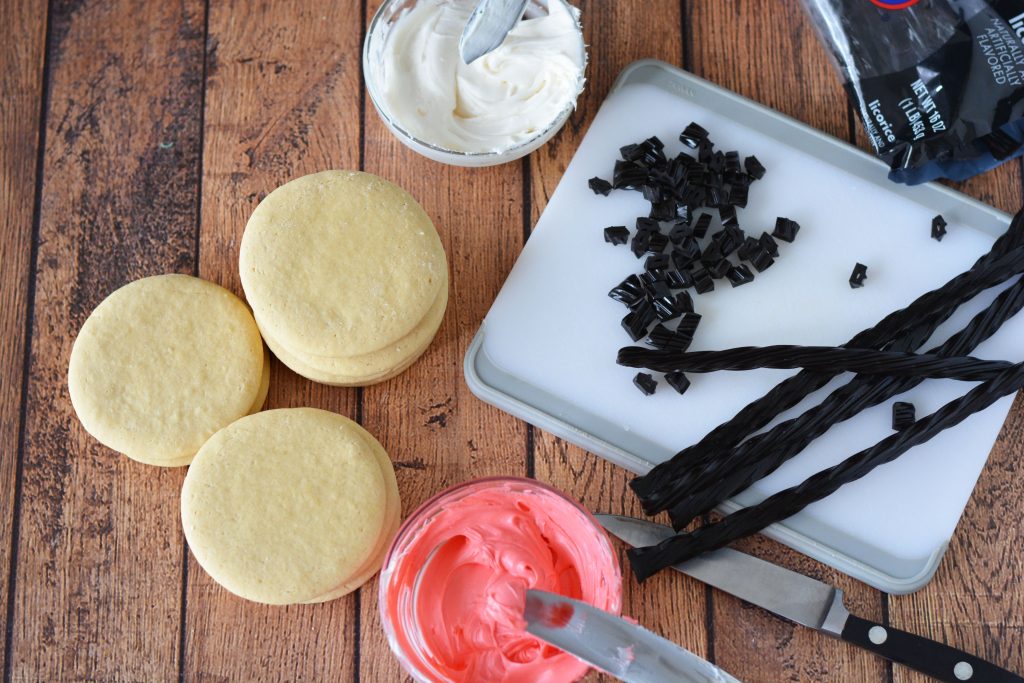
378,477,623,682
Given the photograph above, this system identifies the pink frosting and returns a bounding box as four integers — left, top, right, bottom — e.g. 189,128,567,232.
380,480,622,683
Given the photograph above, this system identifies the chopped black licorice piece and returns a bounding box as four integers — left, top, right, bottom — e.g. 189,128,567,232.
708,151,725,174
932,214,948,242
608,274,644,306
636,217,660,233
652,293,683,321
613,160,648,189
849,262,868,288
604,226,629,245
759,231,779,257
697,141,714,165
645,253,670,272
646,232,669,254
640,274,671,300
724,151,741,173
727,264,755,287
633,372,658,395
622,301,656,341
719,205,739,229
744,155,766,180
773,217,800,242
674,290,694,313
619,143,642,161
646,324,675,349
691,267,715,294
728,183,749,209
714,226,744,256
669,221,692,244
701,240,724,265
737,236,760,262
676,235,702,261
641,184,664,204
644,135,665,151
645,324,692,352
589,177,613,196
631,231,651,257
650,199,678,221
703,185,723,209
692,213,712,239
709,258,732,279
679,122,709,148
675,205,691,226
749,249,775,272
892,401,915,430
666,269,694,290
665,370,692,395
676,312,702,338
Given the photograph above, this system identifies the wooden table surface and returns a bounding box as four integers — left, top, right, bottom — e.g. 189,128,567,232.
3,0,1023,681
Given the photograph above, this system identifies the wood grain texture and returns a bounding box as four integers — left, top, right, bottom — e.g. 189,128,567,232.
888,162,1024,683
2,0,1022,680
357,4,530,676
0,0,47,676
686,1,887,681
9,1,206,680
527,3,709,682
183,2,363,681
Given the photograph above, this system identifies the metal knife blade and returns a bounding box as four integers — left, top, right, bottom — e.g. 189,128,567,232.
597,514,1024,683
523,590,742,683
458,0,529,64
595,514,846,633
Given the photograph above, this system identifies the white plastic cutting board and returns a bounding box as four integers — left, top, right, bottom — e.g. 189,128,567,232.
477,62,1023,592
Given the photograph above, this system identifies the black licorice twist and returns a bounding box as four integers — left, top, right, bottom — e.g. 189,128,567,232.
632,244,1024,510
628,362,1024,581
617,345,1014,381
630,211,1024,513
663,277,1024,529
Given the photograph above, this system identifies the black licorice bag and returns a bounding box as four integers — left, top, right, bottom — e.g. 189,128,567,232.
802,0,1024,184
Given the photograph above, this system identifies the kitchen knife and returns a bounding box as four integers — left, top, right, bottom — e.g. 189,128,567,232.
597,514,1024,683
458,0,529,64
523,589,742,683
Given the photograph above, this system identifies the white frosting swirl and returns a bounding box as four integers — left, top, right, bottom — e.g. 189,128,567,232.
375,0,585,154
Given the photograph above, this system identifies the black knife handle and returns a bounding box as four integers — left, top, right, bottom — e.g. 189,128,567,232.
841,614,1024,682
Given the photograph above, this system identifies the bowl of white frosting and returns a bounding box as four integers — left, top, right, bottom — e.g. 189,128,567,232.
363,0,587,166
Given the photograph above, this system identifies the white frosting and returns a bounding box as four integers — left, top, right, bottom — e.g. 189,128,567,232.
375,0,585,154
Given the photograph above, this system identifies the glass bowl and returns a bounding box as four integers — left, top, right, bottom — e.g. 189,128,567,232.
363,0,587,167
378,476,622,682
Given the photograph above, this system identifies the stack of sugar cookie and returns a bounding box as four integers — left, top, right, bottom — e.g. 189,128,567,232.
239,170,448,386
181,408,400,605
68,274,268,467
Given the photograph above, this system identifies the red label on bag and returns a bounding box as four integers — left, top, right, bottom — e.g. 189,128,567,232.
869,0,920,8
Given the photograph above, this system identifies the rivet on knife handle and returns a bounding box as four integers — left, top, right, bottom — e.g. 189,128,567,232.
839,614,1024,682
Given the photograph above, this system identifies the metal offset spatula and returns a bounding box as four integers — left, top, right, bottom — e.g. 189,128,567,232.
597,514,1024,683
524,589,742,683
458,0,529,64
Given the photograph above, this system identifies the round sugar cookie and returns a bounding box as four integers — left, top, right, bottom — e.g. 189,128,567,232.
248,349,271,415
68,274,265,467
239,170,447,359
181,408,398,605
303,434,400,603
257,272,448,386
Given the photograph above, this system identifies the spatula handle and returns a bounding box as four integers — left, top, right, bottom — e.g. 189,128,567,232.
841,614,1024,682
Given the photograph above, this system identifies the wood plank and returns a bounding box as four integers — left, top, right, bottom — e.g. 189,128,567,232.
9,1,206,680
889,162,1024,683
183,1,364,681
0,0,47,675
526,3,708,681
685,1,888,680
357,3,530,677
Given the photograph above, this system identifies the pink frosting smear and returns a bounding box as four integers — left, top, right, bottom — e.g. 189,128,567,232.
379,478,622,683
